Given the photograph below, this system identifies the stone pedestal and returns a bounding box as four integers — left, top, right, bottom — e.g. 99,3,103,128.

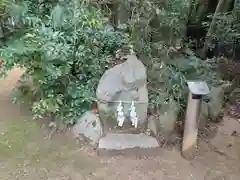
97,133,160,156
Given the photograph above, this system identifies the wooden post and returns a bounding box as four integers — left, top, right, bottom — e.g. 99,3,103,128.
181,81,209,160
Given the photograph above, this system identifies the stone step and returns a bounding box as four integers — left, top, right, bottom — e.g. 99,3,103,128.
97,133,160,156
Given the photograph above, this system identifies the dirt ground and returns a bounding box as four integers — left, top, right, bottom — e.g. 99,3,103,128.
0,68,240,180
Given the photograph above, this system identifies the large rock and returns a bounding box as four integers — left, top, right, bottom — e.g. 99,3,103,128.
207,85,225,122
72,111,103,145
158,99,180,135
199,101,209,130
96,55,148,129
97,133,159,156
147,115,159,136
96,64,123,102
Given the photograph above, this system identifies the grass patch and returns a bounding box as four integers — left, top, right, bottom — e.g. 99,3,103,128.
0,119,39,160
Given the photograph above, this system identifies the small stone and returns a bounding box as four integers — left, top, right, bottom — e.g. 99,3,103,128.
98,133,159,156
72,111,103,145
48,121,57,128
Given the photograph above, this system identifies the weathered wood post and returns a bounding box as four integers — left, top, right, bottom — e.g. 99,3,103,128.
181,81,210,160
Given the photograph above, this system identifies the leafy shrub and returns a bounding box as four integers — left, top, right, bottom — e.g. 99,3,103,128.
1,0,226,124
120,0,224,111
0,0,129,123
148,48,223,111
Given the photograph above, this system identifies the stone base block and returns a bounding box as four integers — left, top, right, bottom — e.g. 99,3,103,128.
97,133,160,156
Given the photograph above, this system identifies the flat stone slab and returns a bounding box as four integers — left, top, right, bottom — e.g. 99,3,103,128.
97,133,160,156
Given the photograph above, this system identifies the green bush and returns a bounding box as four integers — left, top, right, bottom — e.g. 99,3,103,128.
148,48,224,111
0,0,129,124
120,0,224,111
0,0,226,125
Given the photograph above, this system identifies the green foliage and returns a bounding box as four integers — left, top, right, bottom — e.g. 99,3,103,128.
0,0,129,123
120,0,224,111
203,12,240,48
1,0,226,124
148,48,223,110
121,0,191,51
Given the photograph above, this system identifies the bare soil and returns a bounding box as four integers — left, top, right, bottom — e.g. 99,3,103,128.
0,68,240,180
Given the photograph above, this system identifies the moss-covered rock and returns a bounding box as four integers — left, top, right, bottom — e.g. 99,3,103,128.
207,85,226,122
158,98,180,135
199,101,210,130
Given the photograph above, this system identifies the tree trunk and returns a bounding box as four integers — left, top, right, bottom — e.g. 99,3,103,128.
200,0,226,59
188,0,209,24
222,0,233,12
